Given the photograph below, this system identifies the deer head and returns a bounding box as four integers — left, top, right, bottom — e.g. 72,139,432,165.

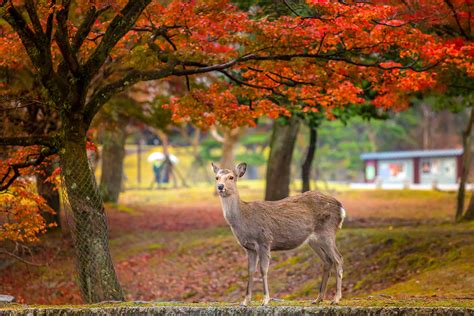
211,162,247,197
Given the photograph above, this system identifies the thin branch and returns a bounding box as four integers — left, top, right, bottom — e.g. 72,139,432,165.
444,0,471,40
0,136,58,147
282,0,338,21
218,70,278,92
71,5,111,53
0,249,44,266
0,145,59,192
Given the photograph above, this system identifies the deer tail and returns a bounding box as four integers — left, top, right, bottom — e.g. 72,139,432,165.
338,207,346,229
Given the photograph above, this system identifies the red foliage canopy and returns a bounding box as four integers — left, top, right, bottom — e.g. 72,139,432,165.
0,0,472,241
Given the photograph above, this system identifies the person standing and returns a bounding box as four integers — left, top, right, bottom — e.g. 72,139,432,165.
152,160,162,189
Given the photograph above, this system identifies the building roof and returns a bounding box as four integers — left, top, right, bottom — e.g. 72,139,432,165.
360,149,463,160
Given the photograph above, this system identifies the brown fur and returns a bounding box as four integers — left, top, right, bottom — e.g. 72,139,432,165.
212,162,345,306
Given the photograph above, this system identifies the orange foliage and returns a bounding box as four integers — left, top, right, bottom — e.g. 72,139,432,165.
0,181,56,243
1,0,471,126
0,147,58,242
1,0,473,242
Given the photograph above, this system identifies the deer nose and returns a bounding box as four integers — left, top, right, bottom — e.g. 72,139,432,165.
217,184,224,191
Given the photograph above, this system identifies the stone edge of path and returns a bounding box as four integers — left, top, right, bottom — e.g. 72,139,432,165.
1,306,474,316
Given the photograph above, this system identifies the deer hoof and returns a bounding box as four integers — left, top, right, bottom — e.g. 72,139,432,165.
312,298,323,305
262,296,270,306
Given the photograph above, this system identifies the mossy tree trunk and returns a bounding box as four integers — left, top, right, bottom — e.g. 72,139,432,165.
99,117,127,203
265,116,300,201
301,126,317,193
61,119,124,303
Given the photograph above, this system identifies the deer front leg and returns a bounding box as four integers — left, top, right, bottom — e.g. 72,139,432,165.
242,249,258,306
259,248,271,306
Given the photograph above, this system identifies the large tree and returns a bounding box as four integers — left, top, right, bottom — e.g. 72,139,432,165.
394,0,474,221
0,0,460,302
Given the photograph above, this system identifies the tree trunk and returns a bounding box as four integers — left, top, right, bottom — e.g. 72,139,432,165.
301,126,317,193
421,103,434,150
265,116,300,201
456,107,473,222
463,193,474,221
99,121,127,203
36,163,61,229
367,129,377,152
210,127,243,169
221,127,242,169
61,128,124,303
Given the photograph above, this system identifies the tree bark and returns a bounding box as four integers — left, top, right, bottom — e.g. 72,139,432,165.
463,193,474,221
221,127,242,169
61,127,124,303
99,120,127,203
36,163,61,229
301,126,317,193
211,127,243,169
265,116,300,201
456,106,473,222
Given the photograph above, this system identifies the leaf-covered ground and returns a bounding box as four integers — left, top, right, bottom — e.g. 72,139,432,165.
0,187,473,307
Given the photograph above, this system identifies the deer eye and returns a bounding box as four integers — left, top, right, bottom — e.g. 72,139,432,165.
215,176,219,180
229,176,234,180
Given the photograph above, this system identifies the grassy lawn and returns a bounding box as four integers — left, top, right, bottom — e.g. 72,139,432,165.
120,183,464,225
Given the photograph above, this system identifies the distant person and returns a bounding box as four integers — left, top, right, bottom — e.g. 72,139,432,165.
152,160,162,189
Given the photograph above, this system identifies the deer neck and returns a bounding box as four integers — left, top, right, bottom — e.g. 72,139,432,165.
219,192,242,226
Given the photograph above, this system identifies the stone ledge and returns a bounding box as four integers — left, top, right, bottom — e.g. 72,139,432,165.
1,306,473,316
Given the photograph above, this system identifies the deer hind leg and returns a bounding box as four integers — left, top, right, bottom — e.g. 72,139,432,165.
258,247,271,306
242,249,258,306
316,235,343,304
333,246,343,304
308,237,332,304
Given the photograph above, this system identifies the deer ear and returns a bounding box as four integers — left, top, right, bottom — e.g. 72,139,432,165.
235,162,247,178
211,162,220,174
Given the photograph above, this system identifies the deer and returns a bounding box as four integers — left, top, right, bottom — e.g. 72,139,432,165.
212,162,345,306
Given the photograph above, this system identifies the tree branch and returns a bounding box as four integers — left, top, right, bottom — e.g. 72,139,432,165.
0,249,44,267
45,0,56,44
0,146,59,192
444,0,471,40
71,5,111,53
83,0,152,79
55,0,80,76
0,136,59,147
24,0,44,36
83,68,173,123
210,127,224,143
2,2,65,106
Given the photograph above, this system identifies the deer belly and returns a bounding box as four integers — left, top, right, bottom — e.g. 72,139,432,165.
271,233,310,251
